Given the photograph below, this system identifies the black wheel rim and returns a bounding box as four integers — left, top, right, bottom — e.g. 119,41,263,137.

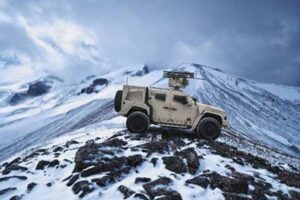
203,122,217,139
130,117,145,132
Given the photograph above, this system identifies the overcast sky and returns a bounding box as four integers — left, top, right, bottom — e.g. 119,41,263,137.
0,0,299,85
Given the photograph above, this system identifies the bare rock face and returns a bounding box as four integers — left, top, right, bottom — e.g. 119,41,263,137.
118,185,135,199
143,177,181,199
175,148,200,174
162,156,187,173
185,176,210,188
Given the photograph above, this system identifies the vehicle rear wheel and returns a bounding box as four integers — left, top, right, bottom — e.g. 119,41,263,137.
196,117,221,140
114,90,122,112
126,111,150,133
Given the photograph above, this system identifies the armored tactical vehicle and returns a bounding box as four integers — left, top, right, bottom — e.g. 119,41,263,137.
114,71,229,140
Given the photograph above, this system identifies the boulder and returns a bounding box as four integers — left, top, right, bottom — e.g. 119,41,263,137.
135,177,151,184
81,156,126,177
36,160,50,170
223,193,251,200
127,154,143,167
74,138,127,172
118,185,135,199
175,148,200,174
27,182,37,192
3,164,27,175
48,159,60,168
155,191,182,200
186,176,210,188
143,177,174,198
205,172,248,194
134,193,149,200
162,156,187,173
94,175,116,187
72,181,94,198
66,174,80,187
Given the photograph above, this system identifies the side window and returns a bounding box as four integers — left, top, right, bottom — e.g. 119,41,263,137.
155,93,166,101
173,95,188,105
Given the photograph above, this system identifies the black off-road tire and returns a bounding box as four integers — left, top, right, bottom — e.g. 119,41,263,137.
114,90,122,112
126,111,150,133
196,117,221,140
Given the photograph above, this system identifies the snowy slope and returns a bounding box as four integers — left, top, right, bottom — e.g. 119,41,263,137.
0,64,299,161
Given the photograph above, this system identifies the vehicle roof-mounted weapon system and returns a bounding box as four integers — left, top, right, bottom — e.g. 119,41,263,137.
163,71,195,90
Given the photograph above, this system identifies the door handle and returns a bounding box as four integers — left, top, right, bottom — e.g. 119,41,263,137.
163,106,177,111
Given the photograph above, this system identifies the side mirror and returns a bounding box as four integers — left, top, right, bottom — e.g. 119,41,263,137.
192,96,198,102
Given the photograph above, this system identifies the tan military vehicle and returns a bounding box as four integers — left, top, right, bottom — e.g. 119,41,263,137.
114,71,229,140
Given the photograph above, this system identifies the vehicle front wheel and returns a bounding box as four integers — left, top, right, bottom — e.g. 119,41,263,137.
196,117,221,140
126,111,150,133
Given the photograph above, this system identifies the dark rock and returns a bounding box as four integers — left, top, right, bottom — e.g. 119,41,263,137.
251,188,268,200
137,141,169,155
67,174,80,187
127,154,143,167
53,146,63,152
72,181,94,198
3,164,27,175
277,170,300,188
175,148,199,174
186,176,210,188
0,175,27,182
150,157,158,166
143,177,173,198
289,190,300,199
0,187,17,195
49,159,60,168
134,193,149,200
92,78,108,86
36,160,50,170
231,171,254,182
65,140,79,147
9,93,27,105
27,81,50,96
27,182,37,192
155,191,182,200
205,172,248,194
94,175,116,187
62,175,72,182
74,138,127,172
9,195,23,200
108,166,131,178
46,182,52,187
81,156,126,177
118,185,135,199
223,193,251,200
135,177,151,184
162,156,187,173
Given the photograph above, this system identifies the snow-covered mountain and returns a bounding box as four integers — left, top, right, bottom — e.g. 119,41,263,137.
0,64,299,199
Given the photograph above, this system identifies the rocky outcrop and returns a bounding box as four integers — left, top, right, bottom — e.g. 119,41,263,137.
80,78,109,94
9,81,51,105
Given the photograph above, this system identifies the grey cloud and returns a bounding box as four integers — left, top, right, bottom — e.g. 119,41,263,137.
1,0,300,85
